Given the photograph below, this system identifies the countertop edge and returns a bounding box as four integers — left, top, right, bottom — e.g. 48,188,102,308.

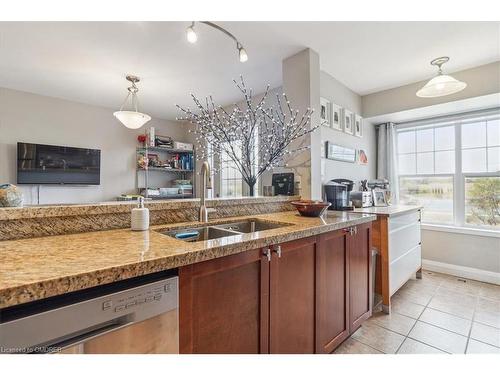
353,205,423,217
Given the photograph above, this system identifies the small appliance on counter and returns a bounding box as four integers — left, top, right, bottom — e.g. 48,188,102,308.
272,173,295,196
350,191,373,208
324,179,354,211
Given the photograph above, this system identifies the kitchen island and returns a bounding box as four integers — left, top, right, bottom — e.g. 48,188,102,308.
0,202,376,354
354,204,422,313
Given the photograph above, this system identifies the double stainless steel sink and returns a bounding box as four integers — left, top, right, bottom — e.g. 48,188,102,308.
157,219,291,242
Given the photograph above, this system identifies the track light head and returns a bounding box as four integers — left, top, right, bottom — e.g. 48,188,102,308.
186,22,197,43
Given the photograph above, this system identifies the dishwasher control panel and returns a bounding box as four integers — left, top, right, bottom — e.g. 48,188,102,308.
101,277,177,316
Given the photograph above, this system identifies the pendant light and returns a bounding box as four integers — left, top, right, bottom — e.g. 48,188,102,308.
113,75,151,129
416,57,467,98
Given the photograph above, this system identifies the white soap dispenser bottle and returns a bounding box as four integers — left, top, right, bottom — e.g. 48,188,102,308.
131,196,149,231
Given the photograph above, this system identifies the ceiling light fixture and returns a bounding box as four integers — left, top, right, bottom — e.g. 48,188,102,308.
113,75,151,129
186,21,248,63
186,22,198,43
416,57,467,98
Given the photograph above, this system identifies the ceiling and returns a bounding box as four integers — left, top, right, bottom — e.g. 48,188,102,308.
0,21,498,120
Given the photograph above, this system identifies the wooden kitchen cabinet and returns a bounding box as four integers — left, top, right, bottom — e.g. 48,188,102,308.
179,248,269,354
316,222,372,353
179,223,372,354
270,237,317,354
348,222,372,333
316,229,349,354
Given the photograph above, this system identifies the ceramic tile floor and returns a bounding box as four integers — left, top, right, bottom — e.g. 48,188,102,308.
334,270,500,354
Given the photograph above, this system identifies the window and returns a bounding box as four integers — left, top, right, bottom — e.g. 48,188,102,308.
220,142,243,197
465,177,500,227
399,176,454,224
397,112,500,230
217,128,259,198
397,125,455,224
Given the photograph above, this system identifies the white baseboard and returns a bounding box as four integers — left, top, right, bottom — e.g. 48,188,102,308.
422,259,500,285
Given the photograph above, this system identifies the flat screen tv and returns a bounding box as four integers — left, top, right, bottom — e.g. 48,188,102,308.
17,142,101,185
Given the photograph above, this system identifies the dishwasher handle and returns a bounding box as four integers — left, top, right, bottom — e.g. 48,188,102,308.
47,314,135,353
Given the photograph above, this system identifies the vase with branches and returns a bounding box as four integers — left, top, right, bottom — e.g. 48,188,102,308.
177,77,319,196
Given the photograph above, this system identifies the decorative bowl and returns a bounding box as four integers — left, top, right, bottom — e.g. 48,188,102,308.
290,200,331,217
0,184,23,207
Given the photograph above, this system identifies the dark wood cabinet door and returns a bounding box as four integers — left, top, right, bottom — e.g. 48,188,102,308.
348,222,372,333
179,248,270,353
269,236,317,354
316,229,350,353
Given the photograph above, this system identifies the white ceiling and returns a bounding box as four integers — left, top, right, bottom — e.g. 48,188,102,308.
0,21,498,120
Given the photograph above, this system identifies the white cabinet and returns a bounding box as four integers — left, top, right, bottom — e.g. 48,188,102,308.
388,210,422,296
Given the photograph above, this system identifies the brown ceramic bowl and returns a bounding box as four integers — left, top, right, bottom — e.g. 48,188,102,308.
290,200,331,217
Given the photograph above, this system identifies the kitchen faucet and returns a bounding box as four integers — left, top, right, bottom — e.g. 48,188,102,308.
199,161,213,222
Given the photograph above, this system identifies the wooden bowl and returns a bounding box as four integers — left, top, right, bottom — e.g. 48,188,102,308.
290,200,331,217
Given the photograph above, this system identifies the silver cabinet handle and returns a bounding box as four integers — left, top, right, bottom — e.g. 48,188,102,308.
263,248,271,262
273,245,282,258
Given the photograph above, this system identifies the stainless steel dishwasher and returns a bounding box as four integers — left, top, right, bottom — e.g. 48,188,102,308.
0,271,179,354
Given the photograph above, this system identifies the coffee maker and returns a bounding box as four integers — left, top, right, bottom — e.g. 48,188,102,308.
324,179,354,211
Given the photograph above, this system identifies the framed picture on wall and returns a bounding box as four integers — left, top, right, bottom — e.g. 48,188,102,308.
320,97,331,127
354,115,363,137
344,109,354,134
357,149,368,165
332,103,343,131
325,141,356,163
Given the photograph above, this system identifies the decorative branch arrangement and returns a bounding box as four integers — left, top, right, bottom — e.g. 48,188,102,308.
176,76,319,196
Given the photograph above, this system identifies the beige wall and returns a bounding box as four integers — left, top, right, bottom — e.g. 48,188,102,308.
422,229,500,274
362,61,500,118
0,87,191,204
282,48,321,200
320,70,376,189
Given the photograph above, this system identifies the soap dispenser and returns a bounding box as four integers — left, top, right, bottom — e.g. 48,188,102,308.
131,197,149,231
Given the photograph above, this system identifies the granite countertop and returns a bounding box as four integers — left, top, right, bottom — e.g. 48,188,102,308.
0,210,375,309
353,204,422,217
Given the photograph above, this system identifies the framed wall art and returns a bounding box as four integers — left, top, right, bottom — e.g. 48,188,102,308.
354,115,363,137
325,141,356,163
344,109,354,135
332,103,343,131
320,97,331,127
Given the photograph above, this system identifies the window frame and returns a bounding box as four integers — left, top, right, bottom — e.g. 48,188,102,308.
396,113,500,232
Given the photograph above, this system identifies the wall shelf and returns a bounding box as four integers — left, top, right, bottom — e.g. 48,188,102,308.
137,167,194,173
137,146,193,154
136,142,196,200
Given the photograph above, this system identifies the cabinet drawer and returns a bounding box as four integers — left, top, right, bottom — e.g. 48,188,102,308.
389,210,420,232
389,222,421,263
389,245,421,296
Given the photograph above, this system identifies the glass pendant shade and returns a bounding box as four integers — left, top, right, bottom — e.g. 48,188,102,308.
113,110,151,129
114,75,151,129
416,74,467,98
